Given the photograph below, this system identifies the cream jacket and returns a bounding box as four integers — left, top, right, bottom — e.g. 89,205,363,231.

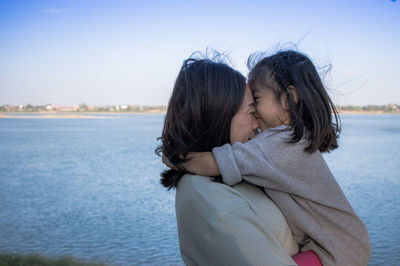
175,174,298,266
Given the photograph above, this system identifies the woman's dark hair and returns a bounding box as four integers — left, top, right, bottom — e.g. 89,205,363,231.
247,50,340,153
155,54,246,189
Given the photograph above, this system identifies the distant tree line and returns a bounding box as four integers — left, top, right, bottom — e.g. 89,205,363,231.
0,104,167,113
336,104,399,113
1,104,399,113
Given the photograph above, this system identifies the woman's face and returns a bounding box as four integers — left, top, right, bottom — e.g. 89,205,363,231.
230,86,259,144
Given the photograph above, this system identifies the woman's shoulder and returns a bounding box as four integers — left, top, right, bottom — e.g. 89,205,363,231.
176,175,286,229
176,175,299,257
176,174,251,217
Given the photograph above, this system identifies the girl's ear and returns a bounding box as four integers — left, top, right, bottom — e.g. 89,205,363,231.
280,85,299,110
287,85,299,104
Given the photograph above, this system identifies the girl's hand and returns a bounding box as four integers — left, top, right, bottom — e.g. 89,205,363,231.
162,152,220,177
162,154,179,170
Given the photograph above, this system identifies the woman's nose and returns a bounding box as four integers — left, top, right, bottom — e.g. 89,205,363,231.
253,116,260,130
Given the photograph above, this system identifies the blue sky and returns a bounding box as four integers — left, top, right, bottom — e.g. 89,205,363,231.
0,0,399,106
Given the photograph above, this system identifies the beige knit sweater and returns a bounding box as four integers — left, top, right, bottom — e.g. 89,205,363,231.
212,126,371,266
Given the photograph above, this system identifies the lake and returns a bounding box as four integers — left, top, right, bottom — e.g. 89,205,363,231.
0,114,399,265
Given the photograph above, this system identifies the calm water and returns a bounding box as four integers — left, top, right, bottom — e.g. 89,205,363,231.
0,114,399,265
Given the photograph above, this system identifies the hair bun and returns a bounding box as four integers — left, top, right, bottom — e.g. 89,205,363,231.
160,169,185,190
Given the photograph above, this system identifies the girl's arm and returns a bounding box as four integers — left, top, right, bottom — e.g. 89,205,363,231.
185,130,298,189
182,138,264,186
213,131,328,199
212,141,260,186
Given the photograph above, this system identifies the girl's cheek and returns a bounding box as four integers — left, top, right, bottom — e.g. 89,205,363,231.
255,105,262,115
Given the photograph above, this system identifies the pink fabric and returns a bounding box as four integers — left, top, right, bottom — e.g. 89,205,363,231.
293,250,322,266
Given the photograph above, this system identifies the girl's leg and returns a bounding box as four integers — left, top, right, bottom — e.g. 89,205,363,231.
292,250,322,266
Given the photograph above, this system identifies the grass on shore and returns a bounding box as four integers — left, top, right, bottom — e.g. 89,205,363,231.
0,253,107,266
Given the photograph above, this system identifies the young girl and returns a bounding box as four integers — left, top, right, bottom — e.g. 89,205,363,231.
181,50,371,266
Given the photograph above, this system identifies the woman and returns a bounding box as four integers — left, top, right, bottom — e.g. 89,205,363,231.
156,55,298,265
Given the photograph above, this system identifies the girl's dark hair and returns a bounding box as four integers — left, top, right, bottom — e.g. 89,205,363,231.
155,54,246,189
247,50,340,153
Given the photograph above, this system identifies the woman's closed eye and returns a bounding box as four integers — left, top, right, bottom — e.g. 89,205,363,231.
248,103,256,115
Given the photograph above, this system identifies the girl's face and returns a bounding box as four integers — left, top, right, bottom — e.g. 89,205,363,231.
251,86,290,131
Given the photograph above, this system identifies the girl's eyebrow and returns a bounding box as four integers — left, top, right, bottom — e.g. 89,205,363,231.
251,87,262,94
247,102,255,110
